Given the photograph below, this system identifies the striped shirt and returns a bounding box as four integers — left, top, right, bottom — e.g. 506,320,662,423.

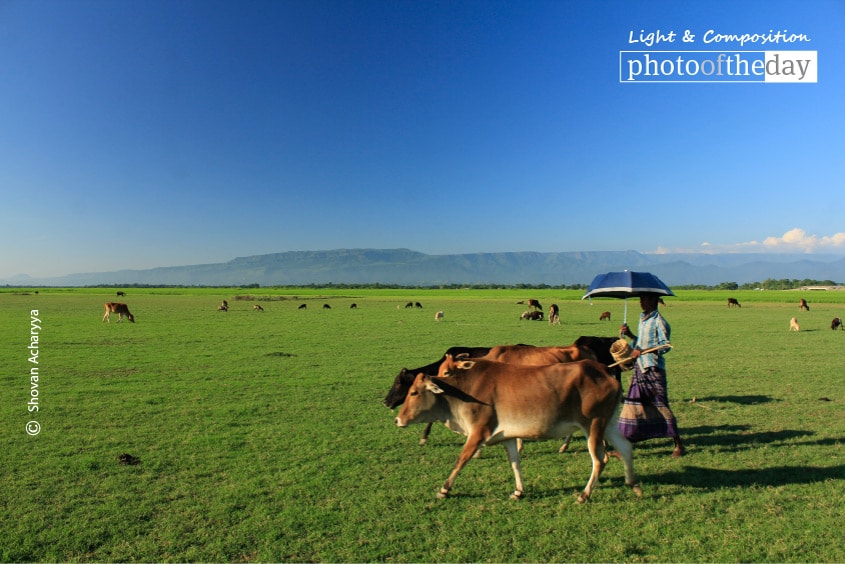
634,309,671,371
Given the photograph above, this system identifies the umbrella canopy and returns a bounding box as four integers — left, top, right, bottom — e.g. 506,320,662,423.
582,271,675,300
582,271,674,325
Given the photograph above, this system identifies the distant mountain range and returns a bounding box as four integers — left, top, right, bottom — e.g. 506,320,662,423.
4,249,845,287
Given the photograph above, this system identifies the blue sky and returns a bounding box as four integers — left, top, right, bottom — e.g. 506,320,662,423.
1,0,843,278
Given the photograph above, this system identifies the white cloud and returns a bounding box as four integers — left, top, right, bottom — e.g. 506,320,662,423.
650,228,845,255
761,228,845,252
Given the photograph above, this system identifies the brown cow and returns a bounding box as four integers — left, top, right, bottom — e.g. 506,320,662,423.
599,311,611,321
727,298,741,308
527,299,542,311
831,317,843,330
102,302,135,323
385,343,593,447
520,310,544,321
440,344,596,376
395,357,641,502
442,344,597,454
799,299,810,311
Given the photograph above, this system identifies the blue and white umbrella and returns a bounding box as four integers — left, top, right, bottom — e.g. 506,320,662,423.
582,270,674,324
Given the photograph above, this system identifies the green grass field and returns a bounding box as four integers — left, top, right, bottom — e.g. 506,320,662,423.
1,288,843,562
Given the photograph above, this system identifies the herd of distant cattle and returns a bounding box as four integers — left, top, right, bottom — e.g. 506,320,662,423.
725,296,843,331
102,292,845,332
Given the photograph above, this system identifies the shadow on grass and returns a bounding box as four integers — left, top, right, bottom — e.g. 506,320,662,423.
689,395,777,405
648,464,845,489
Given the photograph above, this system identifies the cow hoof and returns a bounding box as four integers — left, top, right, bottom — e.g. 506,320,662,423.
419,439,427,446
631,484,643,498
436,489,449,499
509,490,524,501
576,493,590,504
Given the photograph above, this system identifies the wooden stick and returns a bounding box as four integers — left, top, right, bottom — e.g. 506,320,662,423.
608,343,672,368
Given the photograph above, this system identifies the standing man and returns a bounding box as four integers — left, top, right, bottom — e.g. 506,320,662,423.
619,293,685,457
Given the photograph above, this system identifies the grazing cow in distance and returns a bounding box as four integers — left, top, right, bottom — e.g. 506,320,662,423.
298,303,307,310
728,298,741,308
395,357,641,502
103,302,135,323
520,310,544,321
217,300,229,312
405,302,414,309
527,299,542,311
799,299,810,311
435,311,444,321
831,317,843,330
658,297,666,306
253,304,264,312
415,302,423,309
116,291,126,297
790,317,800,331
350,303,357,309
599,311,612,321
549,304,560,325
323,304,331,309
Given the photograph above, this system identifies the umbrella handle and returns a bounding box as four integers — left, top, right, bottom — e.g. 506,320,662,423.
608,343,672,368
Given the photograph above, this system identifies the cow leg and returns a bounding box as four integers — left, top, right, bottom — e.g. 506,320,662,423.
437,431,487,499
419,422,434,446
603,420,643,498
102,312,109,323
503,439,525,500
558,432,574,453
577,420,608,504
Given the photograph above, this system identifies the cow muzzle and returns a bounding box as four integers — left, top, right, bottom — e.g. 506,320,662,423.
394,416,407,428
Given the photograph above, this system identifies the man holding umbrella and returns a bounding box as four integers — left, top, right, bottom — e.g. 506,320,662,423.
619,293,686,457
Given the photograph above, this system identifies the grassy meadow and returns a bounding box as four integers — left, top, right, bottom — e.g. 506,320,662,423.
1,287,844,562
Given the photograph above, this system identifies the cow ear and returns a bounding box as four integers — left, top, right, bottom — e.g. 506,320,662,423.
425,380,445,394
457,360,475,369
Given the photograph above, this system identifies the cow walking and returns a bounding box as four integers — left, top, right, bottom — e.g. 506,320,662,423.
103,302,135,323
385,343,595,449
395,357,641,502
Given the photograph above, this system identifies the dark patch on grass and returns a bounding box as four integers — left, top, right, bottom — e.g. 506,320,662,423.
265,351,296,358
118,453,141,466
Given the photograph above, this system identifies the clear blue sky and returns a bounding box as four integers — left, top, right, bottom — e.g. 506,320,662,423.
2,0,843,278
